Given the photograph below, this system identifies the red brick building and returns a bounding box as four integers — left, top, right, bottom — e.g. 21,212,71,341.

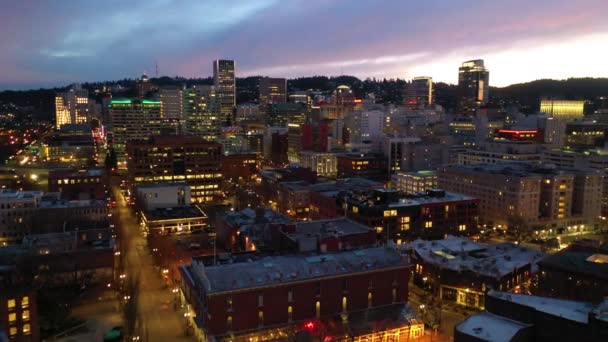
221,153,260,182
180,247,410,340
48,168,108,200
126,136,223,204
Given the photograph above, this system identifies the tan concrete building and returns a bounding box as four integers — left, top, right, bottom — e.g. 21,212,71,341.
438,163,603,234
391,170,437,194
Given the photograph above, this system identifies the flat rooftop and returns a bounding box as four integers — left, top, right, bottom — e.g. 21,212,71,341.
282,218,373,241
39,198,107,209
188,246,407,294
224,208,291,227
49,168,104,178
488,290,595,324
447,162,599,177
0,189,43,200
538,247,608,281
456,311,531,342
136,181,188,189
405,236,544,279
143,206,207,221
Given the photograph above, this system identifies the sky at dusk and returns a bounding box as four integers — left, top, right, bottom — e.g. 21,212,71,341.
1,0,608,90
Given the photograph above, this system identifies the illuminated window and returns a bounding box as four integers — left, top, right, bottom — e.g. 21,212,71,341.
21,296,29,308
425,221,433,228
545,179,551,184
383,210,397,217
375,226,383,233
352,206,359,214
7,299,15,309
445,205,450,212
23,323,31,335
22,310,29,321
227,316,233,331
9,327,17,336
316,301,321,319
342,296,347,312
368,292,373,308
559,184,567,190
400,224,410,231
8,313,16,322
288,306,293,321
401,217,410,223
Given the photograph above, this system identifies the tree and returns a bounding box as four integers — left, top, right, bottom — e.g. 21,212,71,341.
105,148,117,170
507,215,533,243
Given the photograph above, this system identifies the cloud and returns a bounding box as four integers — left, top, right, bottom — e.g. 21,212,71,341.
0,0,607,89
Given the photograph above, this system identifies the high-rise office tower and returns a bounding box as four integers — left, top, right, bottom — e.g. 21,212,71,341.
259,77,287,106
159,86,184,134
55,84,89,129
457,59,489,114
404,77,433,108
213,59,236,126
183,85,221,141
109,98,163,162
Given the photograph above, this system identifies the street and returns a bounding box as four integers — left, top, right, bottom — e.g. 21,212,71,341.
112,181,194,342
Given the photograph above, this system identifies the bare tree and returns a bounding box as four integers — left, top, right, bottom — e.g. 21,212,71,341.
507,215,533,243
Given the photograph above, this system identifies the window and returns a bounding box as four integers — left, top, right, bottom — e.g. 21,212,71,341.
288,306,293,322
9,327,16,336
227,297,233,312
368,292,373,308
23,323,31,335
7,299,15,309
425,221,433,228
383,210,397,217
315,283,321,296
288,289,293,303
227,316,233,331
258,294,263,307
352,206,359,214
315,301,321,319
559,184,567,190
400,224,410,231
8,312,16,322
342,296,347,312
22,310,29,321
458,224,466,231
21,296,29,308
400,216,410,223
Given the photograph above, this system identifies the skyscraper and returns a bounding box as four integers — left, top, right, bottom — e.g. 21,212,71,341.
55,84,89,129
183,85,221,141
159,86,184,134
457,59,489,114
109,98,164,162
213,59,236,126
259,77,287,106
404,77,433,108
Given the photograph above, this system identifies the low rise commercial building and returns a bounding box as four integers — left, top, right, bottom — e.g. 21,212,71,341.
0,288,38,342
337,153,387,181
537,241,608,303
48,168,107,200
455,291,608,342
405,236,544,310
179,247,411,340
140,206,207,236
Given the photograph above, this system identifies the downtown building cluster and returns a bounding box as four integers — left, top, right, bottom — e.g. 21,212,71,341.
1,54,606,341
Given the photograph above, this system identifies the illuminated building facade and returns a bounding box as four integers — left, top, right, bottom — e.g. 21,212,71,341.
213,59,236,125
47,168,107,200
259,77,287,106
404,77,433,107
458,59,489,114
336,153,387,181
109,98,164,162
0,190,43,244
540,99,584,120
0,288,38,342
339,189,479,241
179,247,410,339
266,103,308,127
126,136,223,204
159,87,184,134
332,85,356,107
564,121,608,149
298,151,338,177
183,85,221,141
391,170,437,194
55,84,89,129
438,163,603,233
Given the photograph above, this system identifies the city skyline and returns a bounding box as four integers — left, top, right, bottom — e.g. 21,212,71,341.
1,0,608,90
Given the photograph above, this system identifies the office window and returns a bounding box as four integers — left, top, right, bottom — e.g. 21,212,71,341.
23,323,31,335
288,306,293,322
258,311,264,327
400,216,410,223
22,310,29,321
458,224,466,231
425,221,433,228
22,296,29,308
7,299,15,310
9,327,17,336
315,301,321,319
8,312,16,322
383,210,397,217
227,316,233,331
